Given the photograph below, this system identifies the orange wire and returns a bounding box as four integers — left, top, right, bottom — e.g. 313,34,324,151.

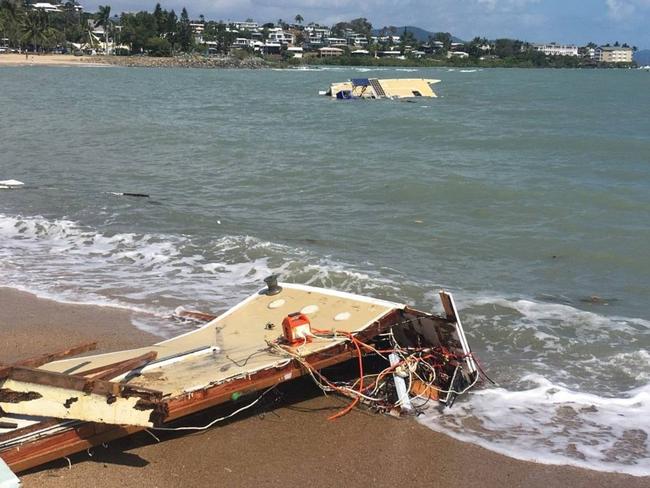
307,328,450,419
327,331,364,420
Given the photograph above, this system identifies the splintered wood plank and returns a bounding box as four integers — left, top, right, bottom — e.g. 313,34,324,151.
14,342,98,369
81,352,157,380
439,290,457,322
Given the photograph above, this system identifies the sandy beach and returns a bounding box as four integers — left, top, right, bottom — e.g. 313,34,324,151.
0,53,108,67
0,53,266,68
0,287,646,487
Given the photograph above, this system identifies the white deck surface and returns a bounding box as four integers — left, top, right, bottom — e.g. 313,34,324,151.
42,284,402,397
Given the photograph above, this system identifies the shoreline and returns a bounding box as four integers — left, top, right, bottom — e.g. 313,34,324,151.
0,54,110,68
1,286,648,487
0,53,640,70
0,53,267,69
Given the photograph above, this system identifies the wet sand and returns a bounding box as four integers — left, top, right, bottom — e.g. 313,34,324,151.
1,287,647,487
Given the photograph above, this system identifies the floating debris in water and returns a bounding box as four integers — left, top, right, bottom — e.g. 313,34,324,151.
580,296,618,305
109,192,150,198
0,180,24,190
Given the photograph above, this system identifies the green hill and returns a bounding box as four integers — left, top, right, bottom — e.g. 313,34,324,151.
634,49,650,65
372,26,465,43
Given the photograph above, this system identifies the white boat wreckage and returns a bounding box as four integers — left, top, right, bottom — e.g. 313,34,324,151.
0,180,24,190
0,277,483,478
321,78,441,99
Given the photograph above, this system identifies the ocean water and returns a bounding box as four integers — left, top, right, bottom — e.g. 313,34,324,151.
1,65,649,475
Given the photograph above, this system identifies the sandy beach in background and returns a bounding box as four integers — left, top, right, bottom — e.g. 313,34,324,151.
0,53,266,68
1,287,647,488
0,54,108,67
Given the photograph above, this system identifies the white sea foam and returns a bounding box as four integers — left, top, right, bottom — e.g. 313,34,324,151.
352,67,389,72
430,294,650,476
419,375,650,476
466,296,650,342
0,213,406,336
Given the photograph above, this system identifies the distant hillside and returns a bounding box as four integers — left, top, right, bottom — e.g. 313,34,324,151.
372,26,464,44
634,49,650,65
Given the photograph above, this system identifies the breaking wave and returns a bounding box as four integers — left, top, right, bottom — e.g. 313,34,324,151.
419,296,650,476
420,376,650,476
0,213,410,335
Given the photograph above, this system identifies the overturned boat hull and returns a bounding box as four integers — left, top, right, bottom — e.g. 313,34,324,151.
323,78,441,99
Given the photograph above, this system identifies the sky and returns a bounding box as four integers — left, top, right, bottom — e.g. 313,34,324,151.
83,0,650,49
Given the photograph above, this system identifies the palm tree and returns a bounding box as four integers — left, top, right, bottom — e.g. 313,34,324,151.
21,10,55,53
95,4,111,54
294,14,303,25
0,0,22,48
20,11,39,52
0,0,19,20
0,10,5,40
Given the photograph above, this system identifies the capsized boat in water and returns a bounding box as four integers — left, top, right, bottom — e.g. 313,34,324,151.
321,78,441,99
0,277,481,474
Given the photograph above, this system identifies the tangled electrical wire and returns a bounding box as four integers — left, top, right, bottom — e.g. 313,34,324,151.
152,318,490,432
269,324,488,420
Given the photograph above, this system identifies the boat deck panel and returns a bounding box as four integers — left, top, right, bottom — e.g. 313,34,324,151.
41,284,401,397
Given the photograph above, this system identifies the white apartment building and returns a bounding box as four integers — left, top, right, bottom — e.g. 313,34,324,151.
35,1,84,12
533,43,579,56
326,37,347,47
305,26,330,37
190,22,204,43
376,35,402,44
346,33,368,46
267,28,294,45
286,46,303,58
232,38,253,48
233,21,259,31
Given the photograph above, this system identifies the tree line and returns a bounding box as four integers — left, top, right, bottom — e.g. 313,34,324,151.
0,1,235,55
1,0,87,52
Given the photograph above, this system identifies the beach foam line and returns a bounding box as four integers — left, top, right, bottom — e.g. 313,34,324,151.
459,294,650,342
416,294,650,477
0,212,416,336
418,374,650,477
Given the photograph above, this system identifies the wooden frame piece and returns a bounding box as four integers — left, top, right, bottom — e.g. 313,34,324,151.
80,352,158,381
